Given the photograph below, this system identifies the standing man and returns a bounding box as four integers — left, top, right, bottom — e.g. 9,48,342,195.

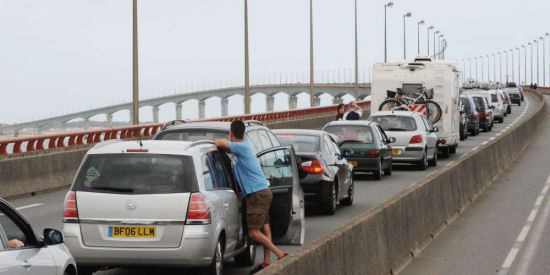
345,101,363,120
214,121,287,274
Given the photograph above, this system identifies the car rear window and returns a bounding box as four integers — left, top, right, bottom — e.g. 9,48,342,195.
324,125,374,143
73,154,198,194
491,94,498,102
276,134,320,152
370,116,417,131
156,130,228,141
472,97,486,111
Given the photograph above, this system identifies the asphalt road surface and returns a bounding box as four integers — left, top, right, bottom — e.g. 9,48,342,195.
6,94,536,275
403,95,550,275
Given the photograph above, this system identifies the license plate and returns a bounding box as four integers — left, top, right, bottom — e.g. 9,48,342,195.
348,160,357,166
108,226,156,238
392,149,402,156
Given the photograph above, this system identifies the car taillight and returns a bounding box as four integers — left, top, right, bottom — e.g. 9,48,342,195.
438,138,447,145
186,193,211,224
409,135,423,144
301,159,324,174
63,191,79,223
367,150,380,157
479,112,487,119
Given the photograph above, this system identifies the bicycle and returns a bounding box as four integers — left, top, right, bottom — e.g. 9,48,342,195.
378,87,442,123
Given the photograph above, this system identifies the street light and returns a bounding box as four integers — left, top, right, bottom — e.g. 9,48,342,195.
427,26,434,56
462,58,466,82
438,34,444,59
498,52,502,82
546,33,550,87
417,20,425,55
504,50,509,83
529,42,533,84
480,55,484,82
469,57,472,80
492,53,496,82
309,0,314,106
132,0,139,125
535,40,539,85
403,12,412,60
384,1,394,62
244,0,250,114
541,36,546,87
486,55,490,82
433,30,440,59
510,49,514,83
516,47,521,85
474,56,478,82
522,45,527,85
354,0,359,100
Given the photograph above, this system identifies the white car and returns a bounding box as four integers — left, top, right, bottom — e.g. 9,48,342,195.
369,111,438,170
0,198,76,275
488,90,506,123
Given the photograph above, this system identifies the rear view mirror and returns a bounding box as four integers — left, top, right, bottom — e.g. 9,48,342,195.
389,137,397,143
431,127,439,133
43,228,63,245
342,149,354,158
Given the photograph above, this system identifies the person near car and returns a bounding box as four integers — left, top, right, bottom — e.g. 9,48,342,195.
345,101,362,120
335,103,346,120
214,120,287,274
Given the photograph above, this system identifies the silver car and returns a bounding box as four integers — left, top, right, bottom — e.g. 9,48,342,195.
0,198,76,275
369,111,438,170
63,140,305,275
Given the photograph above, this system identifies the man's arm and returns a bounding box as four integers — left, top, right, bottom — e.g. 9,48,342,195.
214,139,230,150
8,239,24,249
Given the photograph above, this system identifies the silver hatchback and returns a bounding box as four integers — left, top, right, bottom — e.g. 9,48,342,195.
62,140,304,275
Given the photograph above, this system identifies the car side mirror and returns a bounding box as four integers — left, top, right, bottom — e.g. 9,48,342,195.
43,228,63,245
342,149,354,158
388,137,397,143
431,127,439,133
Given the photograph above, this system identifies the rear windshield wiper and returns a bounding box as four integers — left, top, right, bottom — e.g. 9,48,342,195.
339,139,365,145
90,185,134,193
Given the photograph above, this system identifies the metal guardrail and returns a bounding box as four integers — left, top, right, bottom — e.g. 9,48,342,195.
0,101,370,155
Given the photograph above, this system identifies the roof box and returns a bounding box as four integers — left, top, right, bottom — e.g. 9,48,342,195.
414,55,432,62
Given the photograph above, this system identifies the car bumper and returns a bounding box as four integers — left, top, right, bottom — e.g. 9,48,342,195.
300,180,334,203
390,146,424,162
510,98,521,104
347,157,380,172
63,223,216,267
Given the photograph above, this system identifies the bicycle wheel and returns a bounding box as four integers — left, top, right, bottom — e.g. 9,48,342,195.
379,99,402,111
425,100,442,123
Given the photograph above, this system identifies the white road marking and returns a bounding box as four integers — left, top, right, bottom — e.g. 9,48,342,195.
490,137,496,140
471,146,479,151
535,196,544,207
481,141,488,145
516,226,531,242
527,209,538,222
502,248,519,269
445,161,454,167
15,203,44,211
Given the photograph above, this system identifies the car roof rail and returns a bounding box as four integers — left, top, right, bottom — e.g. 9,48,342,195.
160,120,187,131
244,120,265,126
187,140,216,149
93,139,125,149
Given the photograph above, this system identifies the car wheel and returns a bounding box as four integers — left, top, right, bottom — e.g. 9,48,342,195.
428,148,438,167
76,266,95,275
324,181,337,215
383,160,392,176
234,238,256,266
450,145,456,154
440,147,450,158
340,177,354,206
205,238,224,275
416,150,428,171
63,266,76,275
373,160,382,180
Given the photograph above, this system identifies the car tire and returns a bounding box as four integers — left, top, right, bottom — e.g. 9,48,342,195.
340,177,354,206
416,150,428,171
440,147,450,158
76,266,95,275
205,238,224,275
63,265,76,275
428,148,438,167
383,160,392,176
450,145,456,154
324,181,337,215
234,239,256,266
373,160,382,180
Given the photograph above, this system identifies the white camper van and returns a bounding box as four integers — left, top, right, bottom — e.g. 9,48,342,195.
370,56,461,158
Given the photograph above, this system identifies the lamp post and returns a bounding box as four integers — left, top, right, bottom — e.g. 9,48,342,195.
462,58,466,83
510,49,514,83
529,42,533,84
132,0,139,125
469,57,472,81
417,20,425,55
498,52,502,82
504,50,509,83
403,12,412,60
535,40,539,85
309,0,314,106
516,47,521,84
434,30,439,59
427,26,434,56
486,55,490,82
354,0,359,100
480,56,484,82
384,1,394,62
522,45,527,85
543,34,548,87
438,34,444,59
475,56,478,82
546,33,550,87
244,0,250,114
492,53,496,82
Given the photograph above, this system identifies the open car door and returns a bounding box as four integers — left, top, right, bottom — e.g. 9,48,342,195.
257,146,305,245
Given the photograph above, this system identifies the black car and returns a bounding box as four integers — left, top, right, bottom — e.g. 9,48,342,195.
460,95,480,136
273,129,354,215
322,121,394,180
154,120,281,154
471,95,492,132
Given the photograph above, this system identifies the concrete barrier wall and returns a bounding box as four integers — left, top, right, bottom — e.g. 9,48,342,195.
0,106,370,198
261,91,546,275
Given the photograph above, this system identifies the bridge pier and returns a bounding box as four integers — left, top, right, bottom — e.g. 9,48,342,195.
107,113,113,123
153,106,160,123
289,95,298,109
221,98,229,117
314,96,321,107
198,100,206,119
332,97,344,105
175,103,182,120
266,95,275,112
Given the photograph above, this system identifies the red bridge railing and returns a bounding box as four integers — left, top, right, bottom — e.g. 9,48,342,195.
0,101,370,156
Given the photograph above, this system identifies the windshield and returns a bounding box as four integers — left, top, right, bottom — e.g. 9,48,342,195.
324,125,373,143
473,97,486,111
370,116,417,131
156,130,228,141
73,154,198,194
491,94,498,102
276,134,320,152
505,88,519,94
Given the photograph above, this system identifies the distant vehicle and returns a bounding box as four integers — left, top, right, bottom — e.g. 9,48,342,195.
497,90,510,117
463,90,495,130
154,120,281,154
0,198,76,275
460,94,480,136
459,99,469,140
63,140,305,275
471,95,492,132
488,90,506,123
370,111,438,169
371,57,461,158
322,120,395,180
505,87,522,106
274,129,354,215
502,91,513,114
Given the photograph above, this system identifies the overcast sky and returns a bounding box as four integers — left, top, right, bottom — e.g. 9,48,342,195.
1,0,548,124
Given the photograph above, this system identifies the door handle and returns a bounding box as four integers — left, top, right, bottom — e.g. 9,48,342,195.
22,260,32,268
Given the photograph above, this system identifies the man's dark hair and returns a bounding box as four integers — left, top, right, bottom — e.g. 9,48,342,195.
230,120,246,139
346,111,360,120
